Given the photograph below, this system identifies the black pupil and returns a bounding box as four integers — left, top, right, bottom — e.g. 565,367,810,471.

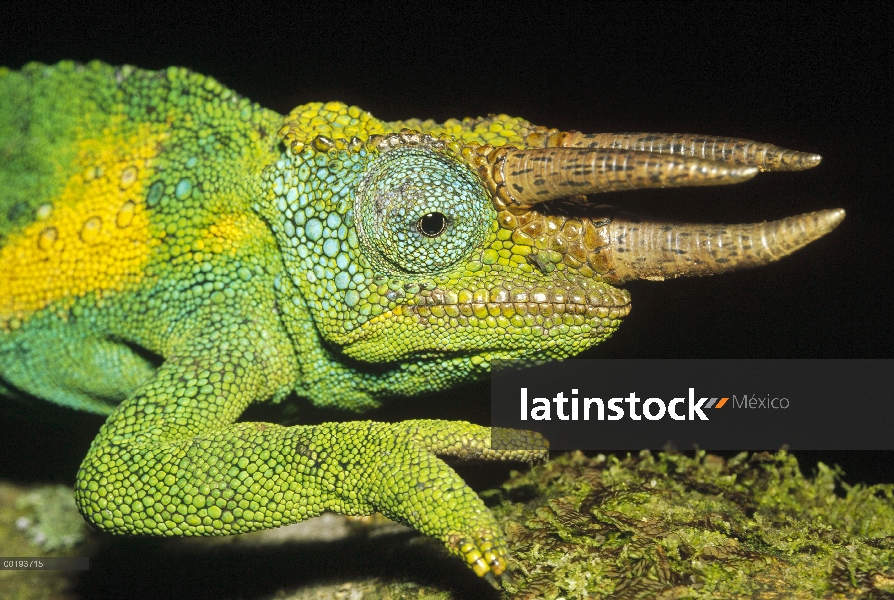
417,212,447,237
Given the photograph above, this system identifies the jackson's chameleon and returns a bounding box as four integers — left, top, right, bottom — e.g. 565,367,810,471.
0,61,843,578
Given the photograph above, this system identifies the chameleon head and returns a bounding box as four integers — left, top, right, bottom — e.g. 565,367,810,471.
265,104,844,382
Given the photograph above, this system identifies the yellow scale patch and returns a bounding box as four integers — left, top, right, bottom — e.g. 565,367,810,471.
0,120,167,328
279,101,531,148
203,213,257,256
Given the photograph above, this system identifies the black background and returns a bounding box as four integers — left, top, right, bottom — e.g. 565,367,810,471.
0,1,891,593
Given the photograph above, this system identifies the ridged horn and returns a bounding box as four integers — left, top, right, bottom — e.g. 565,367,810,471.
554,132,822,172
606,208,845,282
499,148,758,207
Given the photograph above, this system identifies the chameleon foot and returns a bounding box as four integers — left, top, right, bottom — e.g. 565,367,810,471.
379,420,547,577
447,528,508,577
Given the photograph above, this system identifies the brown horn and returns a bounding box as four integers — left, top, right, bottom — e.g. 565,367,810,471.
499,148,758,207
553,132,821,172
604,208,845,282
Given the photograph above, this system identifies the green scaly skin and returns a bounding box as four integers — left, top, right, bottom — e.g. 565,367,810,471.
2,60,641,578
4,57,840,584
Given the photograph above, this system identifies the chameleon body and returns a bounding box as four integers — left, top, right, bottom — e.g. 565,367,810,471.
0,61,842,578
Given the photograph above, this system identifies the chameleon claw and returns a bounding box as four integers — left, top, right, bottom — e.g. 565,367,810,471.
496,568,517,586
483,571,500,589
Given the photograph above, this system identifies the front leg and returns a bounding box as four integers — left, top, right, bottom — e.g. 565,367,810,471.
75,333,546,577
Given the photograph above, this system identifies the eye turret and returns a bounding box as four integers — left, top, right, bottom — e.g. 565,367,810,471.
354,146,494,275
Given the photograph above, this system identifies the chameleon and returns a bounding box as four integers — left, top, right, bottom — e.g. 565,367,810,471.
0,61,843,579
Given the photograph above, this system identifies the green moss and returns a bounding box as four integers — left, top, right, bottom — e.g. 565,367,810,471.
0,481,91,600
14,485,87,552
487,450,894,599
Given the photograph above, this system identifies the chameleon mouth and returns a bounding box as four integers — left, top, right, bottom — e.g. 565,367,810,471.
336,291,631,363
404,284,631,322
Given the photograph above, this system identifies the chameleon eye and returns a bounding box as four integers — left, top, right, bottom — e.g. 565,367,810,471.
416,212,447,237
354,146,494,275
